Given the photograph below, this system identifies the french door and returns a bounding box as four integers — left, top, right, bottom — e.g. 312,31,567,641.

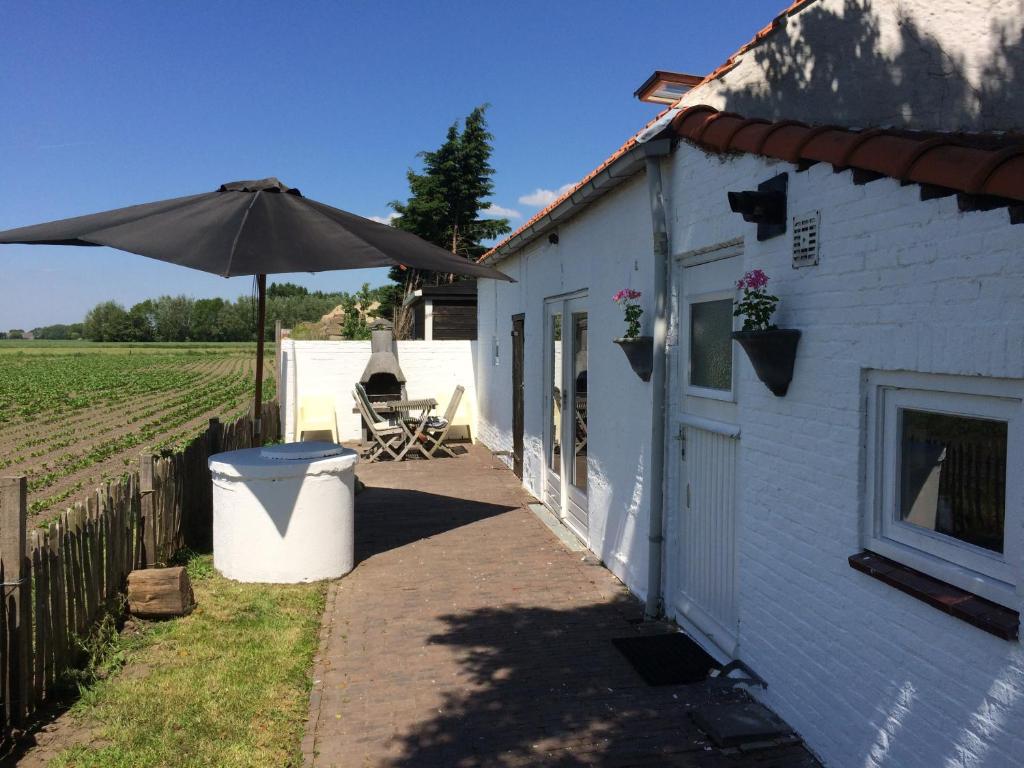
544,293,589,541
670,248,741,657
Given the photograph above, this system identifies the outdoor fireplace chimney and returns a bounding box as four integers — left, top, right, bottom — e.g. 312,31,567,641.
359,320,406,402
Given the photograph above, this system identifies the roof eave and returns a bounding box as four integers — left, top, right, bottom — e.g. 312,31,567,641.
481,144,649,265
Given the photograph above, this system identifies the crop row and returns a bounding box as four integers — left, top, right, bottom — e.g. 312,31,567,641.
0,367,250,473
25,371,258,499
0,352,257,422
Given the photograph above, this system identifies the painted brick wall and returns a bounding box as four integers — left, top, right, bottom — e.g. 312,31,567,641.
666,146,1024,767
477,138,1024,766
677,0,1024,133
280,339,478,443
476,174,657,594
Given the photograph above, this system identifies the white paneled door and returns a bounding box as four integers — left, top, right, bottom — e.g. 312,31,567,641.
676,418,740,655
670,247,742,657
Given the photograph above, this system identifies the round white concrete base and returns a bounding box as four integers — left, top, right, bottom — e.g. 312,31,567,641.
209,442,358,583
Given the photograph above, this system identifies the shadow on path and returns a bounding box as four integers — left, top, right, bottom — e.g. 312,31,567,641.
354,486,518,562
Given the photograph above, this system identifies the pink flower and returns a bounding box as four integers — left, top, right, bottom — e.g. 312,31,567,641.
737,269,769,290
613,288,642,303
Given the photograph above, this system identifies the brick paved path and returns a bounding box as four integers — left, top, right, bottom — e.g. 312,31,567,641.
305,445,819,767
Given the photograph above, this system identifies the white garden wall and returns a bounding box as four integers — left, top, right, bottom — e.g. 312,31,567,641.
279,339,478,443
476,173,657,596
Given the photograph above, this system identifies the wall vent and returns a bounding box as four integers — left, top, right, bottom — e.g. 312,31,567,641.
792,211,820,268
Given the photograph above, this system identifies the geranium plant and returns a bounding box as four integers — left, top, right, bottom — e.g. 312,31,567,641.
733,269,779,331
613,288,643,339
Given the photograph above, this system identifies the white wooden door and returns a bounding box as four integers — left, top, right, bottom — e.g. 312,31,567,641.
670,248,741,656
543,293,588,541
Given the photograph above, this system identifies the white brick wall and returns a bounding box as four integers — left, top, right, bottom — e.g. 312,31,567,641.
676,0,1024,133
478,144,1024,767
476,174,657,594
666,146,1024,768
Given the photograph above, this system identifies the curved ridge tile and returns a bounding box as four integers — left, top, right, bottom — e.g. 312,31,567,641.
762,124,814,163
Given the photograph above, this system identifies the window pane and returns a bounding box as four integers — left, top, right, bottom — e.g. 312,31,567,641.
549,313,562,476
899,409,1007,553
571,312,587,492
690,299,732,391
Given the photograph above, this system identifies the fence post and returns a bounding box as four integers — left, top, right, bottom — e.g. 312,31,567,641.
0,476,29,726
139,453,156,568
209,418,222,457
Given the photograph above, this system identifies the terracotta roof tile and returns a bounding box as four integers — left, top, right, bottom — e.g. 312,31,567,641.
728,121,777,155
903,144,992,191
672,104,1024,203
984,155,1024,200
760,122,812,161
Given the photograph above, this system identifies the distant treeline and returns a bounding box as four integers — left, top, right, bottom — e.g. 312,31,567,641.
6,282,401,343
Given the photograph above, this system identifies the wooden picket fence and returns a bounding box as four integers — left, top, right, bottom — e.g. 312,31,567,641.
0,400,280,729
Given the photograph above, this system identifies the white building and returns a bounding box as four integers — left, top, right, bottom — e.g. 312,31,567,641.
475,1,1024,765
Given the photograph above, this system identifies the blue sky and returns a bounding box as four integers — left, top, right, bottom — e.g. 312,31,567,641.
0,0,784,330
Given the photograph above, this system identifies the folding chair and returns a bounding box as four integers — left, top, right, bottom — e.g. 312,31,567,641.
421,385,465,458
353,384,407,461
297,394,339,442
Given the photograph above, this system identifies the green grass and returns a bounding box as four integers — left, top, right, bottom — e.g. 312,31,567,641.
51,555,327,768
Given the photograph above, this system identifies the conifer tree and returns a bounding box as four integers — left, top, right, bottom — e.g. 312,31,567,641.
387,105,510,333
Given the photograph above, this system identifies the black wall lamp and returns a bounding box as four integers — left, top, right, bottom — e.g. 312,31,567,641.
548,232,559,245
728,172,788,241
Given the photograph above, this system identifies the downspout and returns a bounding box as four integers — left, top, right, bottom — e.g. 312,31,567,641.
643,138,672,619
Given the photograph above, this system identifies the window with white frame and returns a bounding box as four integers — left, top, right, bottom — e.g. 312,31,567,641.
865,371,1023,607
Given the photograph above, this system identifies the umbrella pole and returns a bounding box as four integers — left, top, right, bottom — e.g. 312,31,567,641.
253,273,267,446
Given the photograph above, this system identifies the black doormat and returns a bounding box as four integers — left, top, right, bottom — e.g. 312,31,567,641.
612,632,719,686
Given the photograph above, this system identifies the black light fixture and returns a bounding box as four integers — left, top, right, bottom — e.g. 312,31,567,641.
548,232,559,245
728,172,788,241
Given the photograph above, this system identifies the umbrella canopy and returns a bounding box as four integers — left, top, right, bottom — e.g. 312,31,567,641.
0,177,512,280
0,177,512,443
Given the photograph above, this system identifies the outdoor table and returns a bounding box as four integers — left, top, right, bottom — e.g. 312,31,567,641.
372,398,438,422
372,398,438,460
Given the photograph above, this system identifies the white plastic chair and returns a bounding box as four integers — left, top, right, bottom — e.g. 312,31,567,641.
297,394,339,442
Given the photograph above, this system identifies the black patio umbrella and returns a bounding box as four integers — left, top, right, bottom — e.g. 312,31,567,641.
0,177,511,442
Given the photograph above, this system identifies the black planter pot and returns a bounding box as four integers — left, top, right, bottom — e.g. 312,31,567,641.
614,336,653,382
732,329,801,396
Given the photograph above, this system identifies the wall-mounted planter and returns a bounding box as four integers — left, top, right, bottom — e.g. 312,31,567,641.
614,336,653,382
732,329,801,396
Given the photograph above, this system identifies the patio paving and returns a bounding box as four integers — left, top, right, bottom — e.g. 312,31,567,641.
304,445,821,767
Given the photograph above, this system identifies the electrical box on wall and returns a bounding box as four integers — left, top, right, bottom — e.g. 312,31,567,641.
792,211,820,268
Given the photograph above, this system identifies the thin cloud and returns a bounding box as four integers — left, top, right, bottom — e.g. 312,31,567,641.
368,212,399,225
518,183,574,207
482,203,521,219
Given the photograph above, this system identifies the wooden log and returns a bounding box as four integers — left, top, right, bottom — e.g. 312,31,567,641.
126,567,194,618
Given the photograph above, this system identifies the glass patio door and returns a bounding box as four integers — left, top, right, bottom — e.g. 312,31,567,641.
544,293,589,541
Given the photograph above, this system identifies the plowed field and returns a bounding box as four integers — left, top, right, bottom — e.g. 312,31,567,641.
0,342,274,523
